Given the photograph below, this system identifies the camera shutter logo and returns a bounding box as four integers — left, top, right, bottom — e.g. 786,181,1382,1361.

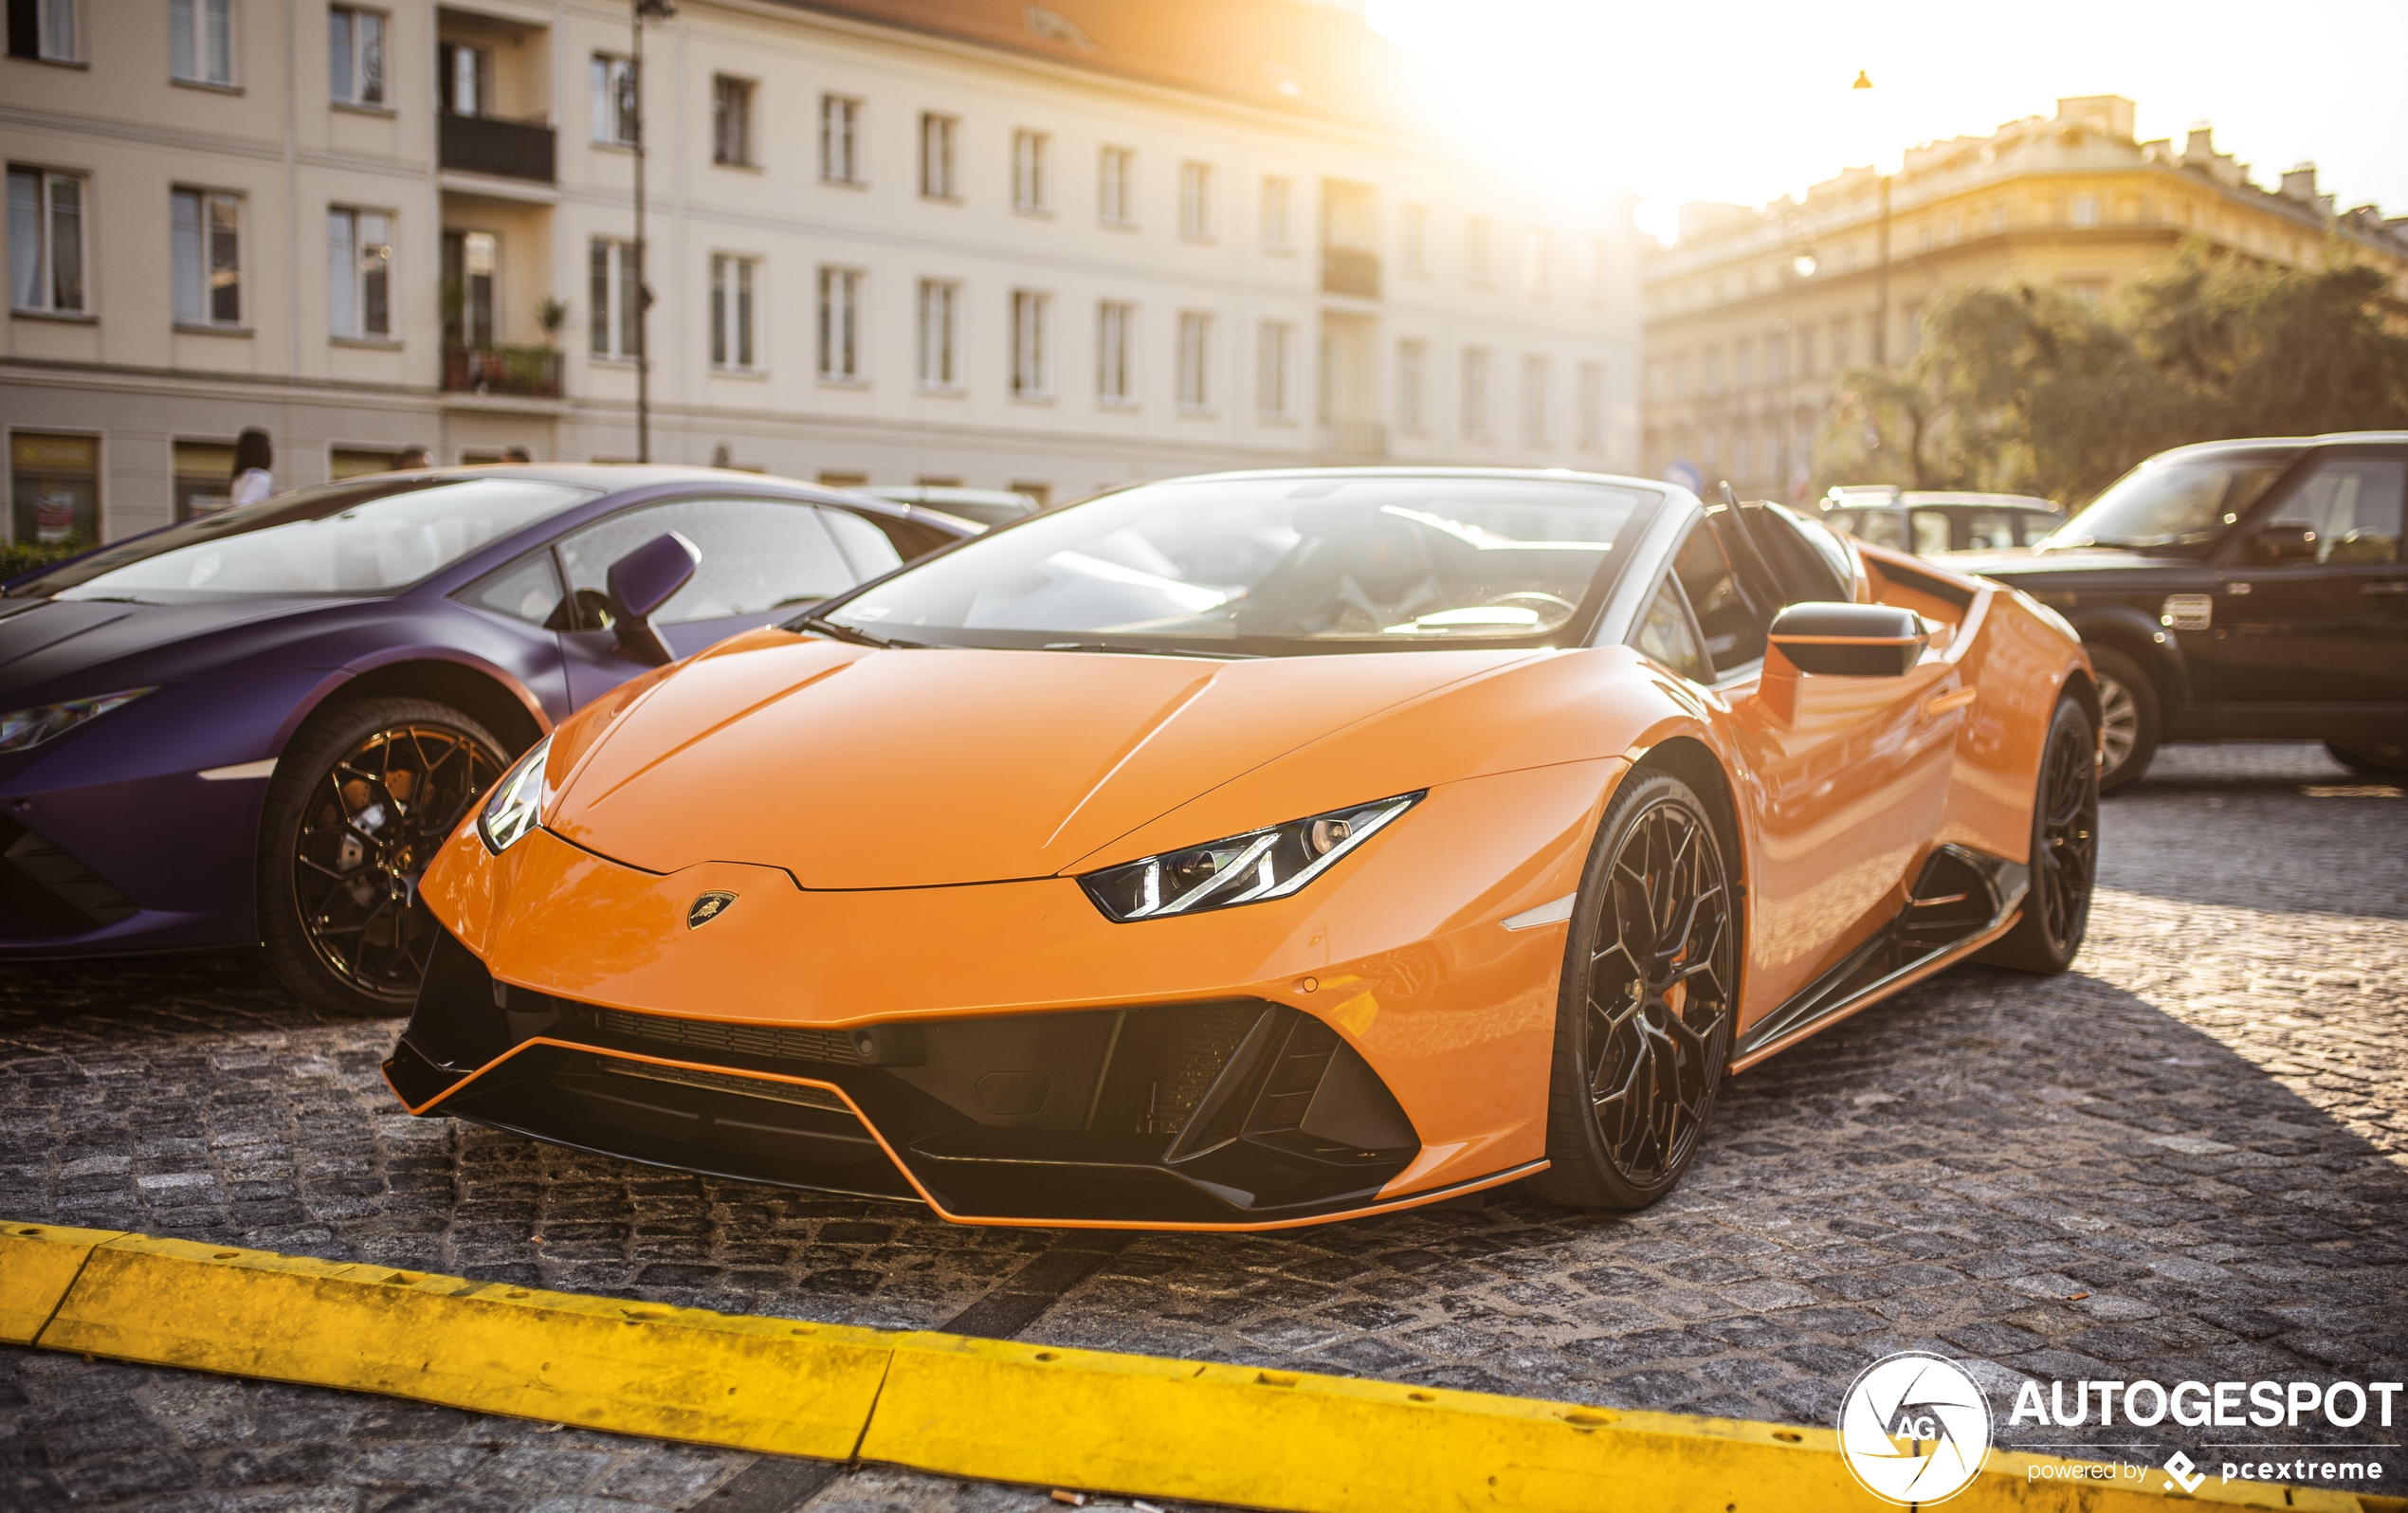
1837,1352,1993,1505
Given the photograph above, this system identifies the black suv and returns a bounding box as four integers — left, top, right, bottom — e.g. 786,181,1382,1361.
1955,432,2406,790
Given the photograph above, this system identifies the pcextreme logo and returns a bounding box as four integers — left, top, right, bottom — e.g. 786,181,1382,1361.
1837,1352,1994,1506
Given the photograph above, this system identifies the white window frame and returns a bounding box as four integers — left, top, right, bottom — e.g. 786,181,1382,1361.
1396,339,1428,433
917,278,959,390
1257,319,1293,420
591,54,637,146
25,0,81,63
588,237,637,360
1099,146,1135,228
1577,361,1606,452
1096,299,1135,406
820,95,863,186
818,265,864,380
920,113,958,200
328,7,386,107
1010,288,1051,398
1176,311,1213,413
8,167,87,316
712,75,754,167
171,186,243,327
1178,161,1213,242
1521,354,1550,445
326,205,393,340
1012,129,1049,213
710,253,759,372
1399,203,1429,276
1461,346,1491,439
169,0,233,85
1260,175,1291,251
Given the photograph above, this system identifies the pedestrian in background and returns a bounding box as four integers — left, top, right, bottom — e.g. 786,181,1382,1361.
394,446,431,470
229,428,275,506
502,446,532,464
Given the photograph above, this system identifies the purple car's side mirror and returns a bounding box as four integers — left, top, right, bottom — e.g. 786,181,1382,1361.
604,531,700,666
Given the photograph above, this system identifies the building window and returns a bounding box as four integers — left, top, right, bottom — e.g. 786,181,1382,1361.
1178,161,1213,241
1099,146,1135,228
171,187,241,326
1176,311,1212,411
9,430,100,545
328,8,384,106
920,113,958,200
2071,194,2100,228
170,0,233,85
8,0,82,62
1396,339,1428,432
1577,361,1605,452
1524,228,1551,297
1464,216,1491,286
1581,236,1608,304
1521,355,1549,444
8,167,85,315
588,237,636,359
1735,341,1753,391
1260,175,1291,250
1798,326,1817,375
1011,288,1050,397
1461,347,1490,438
326,207,392,339
591,55,636,145
1012,129,1049,212
818,266,863,379
1257,320,1292,419
820,95,863,185
918,279,959,389
441,42,490,116
1397,204,1429,277
710,254,757,371
1096,300,1135,404
1766,335,1787,385
441,228,494,348
1703,348,1723,397
712,76,753,166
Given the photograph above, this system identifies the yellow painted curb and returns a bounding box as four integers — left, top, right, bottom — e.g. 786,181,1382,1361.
0,1222,2381,1513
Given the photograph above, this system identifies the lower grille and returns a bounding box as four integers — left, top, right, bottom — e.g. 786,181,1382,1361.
587,1006,859,1066
598,1058,849,1112
0,816,137,936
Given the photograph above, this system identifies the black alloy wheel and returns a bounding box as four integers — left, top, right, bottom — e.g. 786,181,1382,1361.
1529,771,1739,1211
1979,695,2098,974
258,697,509,1017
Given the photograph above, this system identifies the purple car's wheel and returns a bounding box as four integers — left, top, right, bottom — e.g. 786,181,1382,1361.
1530,770,1738,1211
258,697,508,1017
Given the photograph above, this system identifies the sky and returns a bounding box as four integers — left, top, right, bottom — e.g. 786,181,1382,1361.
1359,0,2408,244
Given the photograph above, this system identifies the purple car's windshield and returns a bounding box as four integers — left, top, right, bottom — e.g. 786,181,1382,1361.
814,475,1659,654
9,476,597,602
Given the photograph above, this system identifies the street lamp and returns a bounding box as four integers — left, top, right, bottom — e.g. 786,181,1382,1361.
631,0,676,463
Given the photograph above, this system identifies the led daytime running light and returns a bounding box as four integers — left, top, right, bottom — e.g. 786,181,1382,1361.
476,734,554,853
1080,792,1422,923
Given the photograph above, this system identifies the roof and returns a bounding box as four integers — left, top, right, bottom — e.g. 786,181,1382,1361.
763,0,1436,139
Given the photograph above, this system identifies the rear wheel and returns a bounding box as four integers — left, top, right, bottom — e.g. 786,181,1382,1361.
1526,771,1739,1212
1978,696,2098,974
2089,645,2159,793
257,697,509,1017
2326,739,2408,776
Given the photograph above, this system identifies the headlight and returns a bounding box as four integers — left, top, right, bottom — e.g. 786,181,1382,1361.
477,735,554,853
1080,792,1422,922
0,687,156,754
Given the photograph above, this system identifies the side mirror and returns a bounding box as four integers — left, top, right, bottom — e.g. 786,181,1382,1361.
2246,523,2317,565
604,531,700,666
1768,602,1926,676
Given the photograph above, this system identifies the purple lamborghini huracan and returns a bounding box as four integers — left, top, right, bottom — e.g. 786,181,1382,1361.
0,466,972,1014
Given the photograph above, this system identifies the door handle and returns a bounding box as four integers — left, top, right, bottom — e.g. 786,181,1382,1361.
1922,687,1977,717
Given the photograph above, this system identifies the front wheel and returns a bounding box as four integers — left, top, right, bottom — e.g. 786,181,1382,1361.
257,697,509,1017
1978,695,2099,974
2326,739,2408,776
1525,771,1739,1212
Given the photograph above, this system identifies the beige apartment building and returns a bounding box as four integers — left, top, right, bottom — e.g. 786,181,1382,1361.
2,0,1642,547
1639,95,2408,502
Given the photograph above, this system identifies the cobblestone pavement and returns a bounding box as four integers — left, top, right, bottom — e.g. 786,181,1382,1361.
3,742,2403,1510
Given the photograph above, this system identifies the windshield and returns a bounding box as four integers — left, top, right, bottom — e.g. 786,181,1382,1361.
10,476,597,602
812,474,1657,654
2039,452,2293,553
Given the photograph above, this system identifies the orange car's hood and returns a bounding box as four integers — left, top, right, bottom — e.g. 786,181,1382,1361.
544,631,1536,888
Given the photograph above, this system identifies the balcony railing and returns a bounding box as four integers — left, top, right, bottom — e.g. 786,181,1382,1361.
1321,247,1382,300
1319,421,1390,459
444,345,563,397
438,114,556,183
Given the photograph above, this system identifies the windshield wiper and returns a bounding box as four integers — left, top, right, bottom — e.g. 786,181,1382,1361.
795,614,918,649
1039,640,1256,660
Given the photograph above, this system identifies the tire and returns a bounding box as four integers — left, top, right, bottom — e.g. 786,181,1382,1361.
1524,770,1740,1211
1977,695,2098,975
2326,738,2408,776
2088,645,2160,793
257,697,511,1018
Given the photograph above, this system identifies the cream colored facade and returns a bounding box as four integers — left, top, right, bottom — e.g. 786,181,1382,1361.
1640,96,2408,502
2,0,1642,545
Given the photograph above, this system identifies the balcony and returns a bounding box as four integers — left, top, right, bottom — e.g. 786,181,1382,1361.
1321,248,1382,300
444,345,562,397
438,114,556,183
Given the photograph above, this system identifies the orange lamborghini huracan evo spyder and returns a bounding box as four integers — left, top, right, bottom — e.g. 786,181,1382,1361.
385,469,2099,1230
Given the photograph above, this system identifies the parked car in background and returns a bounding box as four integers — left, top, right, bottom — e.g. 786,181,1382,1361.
0,466,974,1015
1820,487,2063,556
859,485,1043,532
1951,432,2406,790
